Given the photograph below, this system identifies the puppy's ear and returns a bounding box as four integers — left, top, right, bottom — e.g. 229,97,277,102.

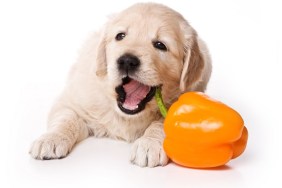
96,30,107,77
179,33,204,92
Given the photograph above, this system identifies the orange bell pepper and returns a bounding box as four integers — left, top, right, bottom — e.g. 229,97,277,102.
155,89,248,168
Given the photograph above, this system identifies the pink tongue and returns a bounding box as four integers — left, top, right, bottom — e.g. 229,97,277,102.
123,80,150,110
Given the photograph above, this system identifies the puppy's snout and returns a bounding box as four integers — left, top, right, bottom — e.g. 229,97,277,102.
117,54,140,74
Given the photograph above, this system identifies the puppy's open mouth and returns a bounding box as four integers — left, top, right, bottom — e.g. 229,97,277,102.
115,77,157,115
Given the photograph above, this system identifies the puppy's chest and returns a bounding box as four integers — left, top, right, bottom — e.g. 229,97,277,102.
105,119,149,142
86,109,151,142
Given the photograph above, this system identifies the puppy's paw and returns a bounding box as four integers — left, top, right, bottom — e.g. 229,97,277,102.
29,132,72,160
130,137,169,167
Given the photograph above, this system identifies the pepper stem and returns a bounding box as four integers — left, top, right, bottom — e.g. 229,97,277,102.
155,87,168,118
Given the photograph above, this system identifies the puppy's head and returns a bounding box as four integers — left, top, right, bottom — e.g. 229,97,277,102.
96,3,204,116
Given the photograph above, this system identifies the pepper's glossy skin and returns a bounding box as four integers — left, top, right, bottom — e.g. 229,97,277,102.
163,92,248,168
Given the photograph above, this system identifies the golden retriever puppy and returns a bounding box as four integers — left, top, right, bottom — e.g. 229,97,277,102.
29,3,212,167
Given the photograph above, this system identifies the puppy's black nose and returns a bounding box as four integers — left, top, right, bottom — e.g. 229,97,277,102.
117,54,140,74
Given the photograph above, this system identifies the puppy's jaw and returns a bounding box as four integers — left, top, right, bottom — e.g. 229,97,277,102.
115,76,158,116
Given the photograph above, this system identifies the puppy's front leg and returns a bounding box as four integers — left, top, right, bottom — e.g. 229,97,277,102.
30,106,89,160
130,120,169,167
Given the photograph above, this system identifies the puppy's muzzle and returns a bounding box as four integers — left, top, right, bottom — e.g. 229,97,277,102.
117,53,140,74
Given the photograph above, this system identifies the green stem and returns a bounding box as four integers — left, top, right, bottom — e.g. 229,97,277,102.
155,87,168,118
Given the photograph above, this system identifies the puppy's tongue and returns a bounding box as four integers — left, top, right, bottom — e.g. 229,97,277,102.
123,79,150,110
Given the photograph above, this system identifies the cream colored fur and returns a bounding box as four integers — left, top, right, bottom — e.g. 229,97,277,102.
29,3,212,167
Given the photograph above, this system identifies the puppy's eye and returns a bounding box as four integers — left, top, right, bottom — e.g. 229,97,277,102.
115,33,126,41
153,41,167,51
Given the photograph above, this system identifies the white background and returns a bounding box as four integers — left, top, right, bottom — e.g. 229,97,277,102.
1,0,281,187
